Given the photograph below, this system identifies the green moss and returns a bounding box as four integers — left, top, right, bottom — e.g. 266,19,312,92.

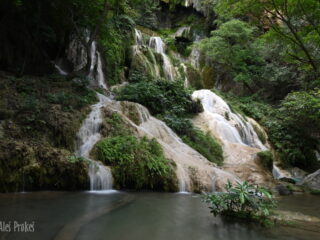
100,15,135,85
186,64,204,89
182,129,224,166
310,189,320,195
201,66,216,89
257,151,274,172
95,135,177,191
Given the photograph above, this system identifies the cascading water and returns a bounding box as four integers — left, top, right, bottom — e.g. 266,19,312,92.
76,93,113,191
134,29,144,45
149,36,176,81
192,90,274,186
192,90,266,149
103,101,240,192
54,64,68,76
74,40,113,191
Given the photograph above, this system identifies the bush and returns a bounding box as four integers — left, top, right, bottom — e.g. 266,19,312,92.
182,129,223,166
257,151,274,171
95,135,176,191
117,80,203,117
204,181,277,226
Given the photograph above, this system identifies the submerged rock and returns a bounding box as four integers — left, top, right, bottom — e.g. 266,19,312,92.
276,185,293,196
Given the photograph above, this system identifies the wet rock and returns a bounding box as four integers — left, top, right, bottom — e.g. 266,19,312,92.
291,167,307,182
276,185,293,196
302,169,320,191
279,177,296,184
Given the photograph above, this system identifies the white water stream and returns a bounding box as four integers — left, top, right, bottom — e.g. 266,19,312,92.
74,40,113,191
148,36,176,81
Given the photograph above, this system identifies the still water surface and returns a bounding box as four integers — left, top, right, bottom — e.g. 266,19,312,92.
0,192,319,240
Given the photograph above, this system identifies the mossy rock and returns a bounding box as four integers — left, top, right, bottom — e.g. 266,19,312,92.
188,166,208,193
186,65,204,89
95,135,178,191
201,66,216,89
0,140,89,192
257,151,274,172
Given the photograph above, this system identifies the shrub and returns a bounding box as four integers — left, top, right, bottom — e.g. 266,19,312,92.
182,129,223,166
117,80,203,117
95,135,176,191
204,181,277,226
257,151,273,171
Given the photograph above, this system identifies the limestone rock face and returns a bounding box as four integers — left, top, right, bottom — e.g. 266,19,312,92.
302,169,320,190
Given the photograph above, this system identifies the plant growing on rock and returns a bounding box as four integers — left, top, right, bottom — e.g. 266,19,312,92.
95,135,177,191
204,181,277,226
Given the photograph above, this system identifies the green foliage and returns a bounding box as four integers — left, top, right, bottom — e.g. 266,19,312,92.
212,0,320,91
95,135,176,190
257,151,274,172
182,129,223,166
204,181,277,226
199,20,264,92
117,80,202,117
280,89,320,135
222,92,320,172
100,15,135,85
66,155,90,165
117,80,223,164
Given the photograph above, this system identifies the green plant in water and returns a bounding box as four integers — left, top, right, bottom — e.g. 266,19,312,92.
204,181,277,227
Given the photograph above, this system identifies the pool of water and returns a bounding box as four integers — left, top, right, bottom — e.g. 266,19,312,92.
0,192,319,240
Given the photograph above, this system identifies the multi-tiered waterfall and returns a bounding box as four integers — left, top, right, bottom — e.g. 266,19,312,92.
73,39,114,191
132,29,177,81
192,90,274,186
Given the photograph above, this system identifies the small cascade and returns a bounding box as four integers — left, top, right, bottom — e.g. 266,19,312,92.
192,90,266,149
96,52,108,89
176,164,190,193
89,162,113,190
149,36,176,81
212,176,217,192
192,90,275,186
134,29,144,45
272,164,285,180
54,64,68,75
89,41,97,78
181,63,189,87
76,94,113,191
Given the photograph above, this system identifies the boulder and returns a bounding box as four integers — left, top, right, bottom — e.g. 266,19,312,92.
275,185,292,196
302,169,320,190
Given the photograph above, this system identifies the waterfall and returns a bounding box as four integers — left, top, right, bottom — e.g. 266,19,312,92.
272,164,286,180
134,29,144,45
54,64,68,75
192,90,266,149
76,94,113,191
149,36,176,81
75,39,113,191
96,52,108,89
104,101,240,192
149,37,165,53
176,163,190,193
192,90,275,186
89,41,97,78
